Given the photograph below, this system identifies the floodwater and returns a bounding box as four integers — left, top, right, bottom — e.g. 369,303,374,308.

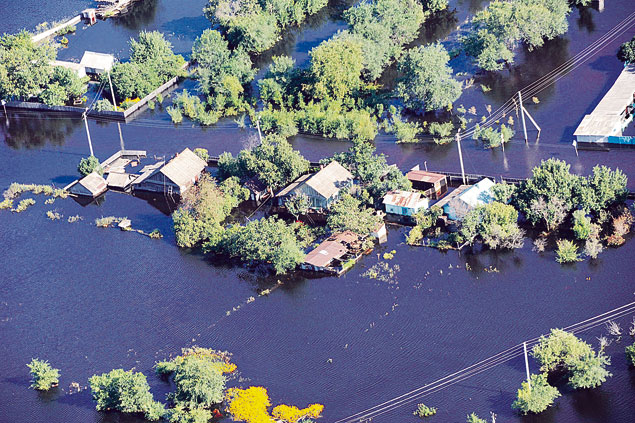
2,1,635,423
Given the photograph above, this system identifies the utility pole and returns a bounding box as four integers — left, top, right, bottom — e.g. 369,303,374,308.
83,110,94,157
523,342,531,390
256,117,263,143
107,71,125,150
1,99,8,127
572,140,579,157
518,91,528,144
455,130,466,185
500,131,505,152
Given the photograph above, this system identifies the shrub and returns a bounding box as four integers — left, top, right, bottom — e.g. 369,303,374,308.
46,210,62,220
13,198,35,213
77,156,103,177
428,121,454,144
626,343,635,367
0,198,13,210
572,210,592,240
555,239,581,263
466,413,487,423
167,107,184,124
512,373,560,414
89,369,164,421
272,404,324,422
27,359,60,391
225,387,273,423
413,403,437,418
193,148,210,162
95,99,116,111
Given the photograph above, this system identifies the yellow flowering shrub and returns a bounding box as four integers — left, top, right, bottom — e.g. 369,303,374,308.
272,404,324,422
226,387,274,423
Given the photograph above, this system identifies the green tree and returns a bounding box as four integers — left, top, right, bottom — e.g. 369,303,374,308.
77,155,103,177
396,44,462,112
491,182,517,204
576,165,628,215
167,405,213,423
572,210,592,240
466,413,487,423
555,239,581,263
618,35,635,64
193,148,210,162
567,350,612,389
460,202,524,249
0,31,56,100
285,193,310,220
89,369,165,421
421,0,448,13
327,193,382,236
310,37,364,101
512,373,560,414
27,359,60,391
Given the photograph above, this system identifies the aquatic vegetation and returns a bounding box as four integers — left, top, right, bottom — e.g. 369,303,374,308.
46,210,62,220
12,198,35,213
95,216,123,228
0,198,12,210
271,404,324,422
167,106,184,124
44,198,55,205
55,24,76,36
466,413,487,423
382,250,396,260
67,215,82,223
149,229,162,239
512,373,560,415
362,261,400,283
27,358,60,391
89,369,164,421
555,239,581,263
413,403,437,418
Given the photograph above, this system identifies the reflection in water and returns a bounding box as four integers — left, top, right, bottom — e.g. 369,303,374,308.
111,0,159,30
576,5,596,33
1,112,81,149
455,0,488,15
477,37,571,105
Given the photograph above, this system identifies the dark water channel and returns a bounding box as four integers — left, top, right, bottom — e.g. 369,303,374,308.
2,1,635,423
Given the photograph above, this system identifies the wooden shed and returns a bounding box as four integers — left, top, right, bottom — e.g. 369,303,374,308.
68,172,107,197
406,170,448,200
132,148,207,196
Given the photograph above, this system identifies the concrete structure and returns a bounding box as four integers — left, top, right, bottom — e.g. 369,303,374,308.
31,15,82,44
406,169,448,199
275,161,354,210
383,190,429,216
132,148,206,195
435,178,495,221
80,51,115,75
68,172,107,197
574,64,635,144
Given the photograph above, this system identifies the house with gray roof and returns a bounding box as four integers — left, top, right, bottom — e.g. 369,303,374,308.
132,148,206,196
68,172,107,197
274,161,354,210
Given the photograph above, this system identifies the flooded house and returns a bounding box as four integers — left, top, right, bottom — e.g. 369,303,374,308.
301,231,365,275
132,148,207,196
101,149,147,191
79,51,115,76
274,161,354,211
406,169,448,199
244,177,269,205
67,172,107,198
434,178,495,221
574,64,635,145
383,190,429,217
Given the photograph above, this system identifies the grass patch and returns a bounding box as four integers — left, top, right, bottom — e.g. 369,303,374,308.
95,216,124,228
12,198,35,213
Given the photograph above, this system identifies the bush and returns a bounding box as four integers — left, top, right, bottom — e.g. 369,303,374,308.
193,148,210,162
167,107,184,124
626,343,635,367
89,369,164,421
428,121,454,144
572,210,592,240
77,155,103,177
618,35,635,64
13,198,35,213
466,413,487,423
512,373,560,414
413,403,437,418
95,99,116,111
555,239,581,263
271,404,324,422
27,359,60,391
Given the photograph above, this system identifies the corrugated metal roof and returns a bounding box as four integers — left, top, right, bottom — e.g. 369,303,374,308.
406,170,446,184
303,231,361,268
304,161,353,199
382,190,424,208
433,185,470,208
574,64,635,136
159,148,207,188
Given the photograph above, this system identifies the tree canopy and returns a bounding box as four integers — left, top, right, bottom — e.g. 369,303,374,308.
512,373,561,415
396,44,462,112
327,193,383,235
618,35,635,64
310,37,365,101
27,358,60,391
460,201,524,249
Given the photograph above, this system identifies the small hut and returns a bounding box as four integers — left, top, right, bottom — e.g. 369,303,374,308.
68,172,107,197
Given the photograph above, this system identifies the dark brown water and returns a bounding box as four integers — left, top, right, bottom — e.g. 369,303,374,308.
2,1,635,423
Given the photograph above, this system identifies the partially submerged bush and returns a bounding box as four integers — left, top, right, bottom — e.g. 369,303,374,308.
46,210,62,220
95,216,123,228
626,343,635,367
27,359,60,391
512,373,560,414
13,198,35,213
413,403,437,418
555,239,581,263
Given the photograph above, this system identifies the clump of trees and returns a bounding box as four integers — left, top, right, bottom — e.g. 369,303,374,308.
77,155,103,177
0,32,88,105
105,31,186,105
204,0,328,54
218,135,309,190
89,369,165,421
327,193,383,236
172,174,249,248
472,124,514,148
460,201,525,249
618,35,635,64
462,0,573,71
395,44,462,113
511,373,560,415
27,358,60,391
210,216,314,274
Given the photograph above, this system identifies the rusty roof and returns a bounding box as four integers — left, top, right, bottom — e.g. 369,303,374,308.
406,170,446,184
304,240,348,268
382,190,425,209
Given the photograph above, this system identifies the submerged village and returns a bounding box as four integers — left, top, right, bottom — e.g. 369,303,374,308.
3,0,635,423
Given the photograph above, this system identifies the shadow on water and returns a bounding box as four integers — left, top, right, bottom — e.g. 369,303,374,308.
111,0,160,31
576,5,596,34
1,112,82,149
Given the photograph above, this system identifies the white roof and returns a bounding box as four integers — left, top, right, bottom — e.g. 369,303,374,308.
574,64,635,136
80,51,115,71
457,178,495,207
